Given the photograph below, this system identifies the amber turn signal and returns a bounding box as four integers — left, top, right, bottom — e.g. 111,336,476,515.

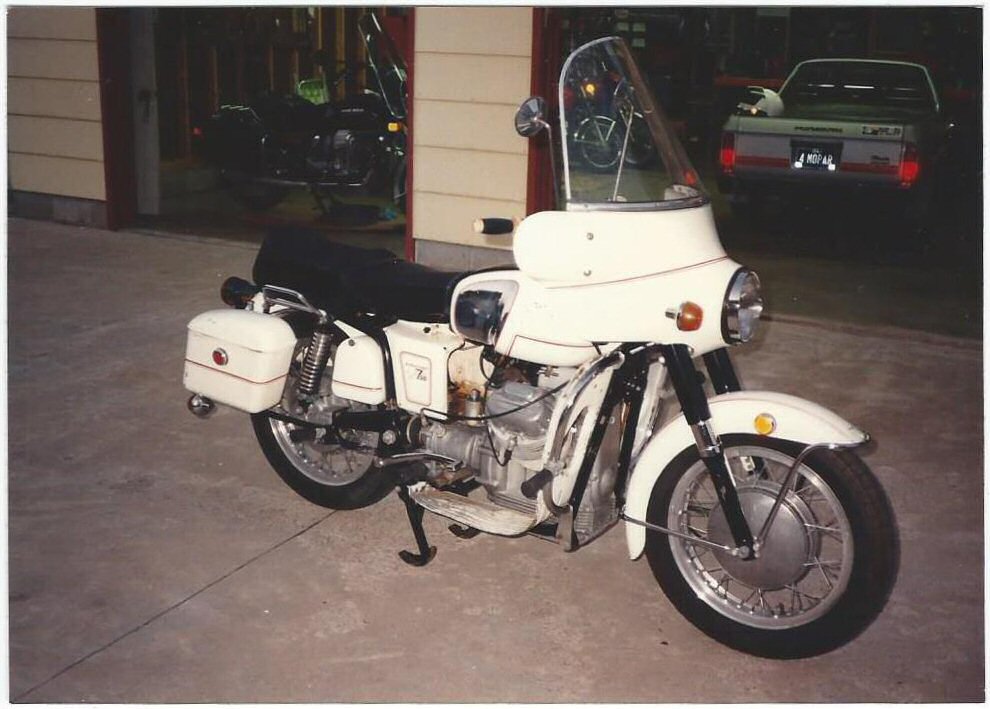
754,413,777,436
675,301,704,332
387,121,403,133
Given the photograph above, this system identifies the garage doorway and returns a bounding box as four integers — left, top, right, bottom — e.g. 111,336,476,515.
125,6,411,253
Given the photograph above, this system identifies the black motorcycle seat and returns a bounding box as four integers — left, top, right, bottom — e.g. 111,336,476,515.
252,227,467,322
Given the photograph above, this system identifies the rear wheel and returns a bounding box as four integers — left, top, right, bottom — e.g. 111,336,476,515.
251,340,394,509
645,435,898,658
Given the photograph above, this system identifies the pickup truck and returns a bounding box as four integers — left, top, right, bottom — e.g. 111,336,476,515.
717,59,948,220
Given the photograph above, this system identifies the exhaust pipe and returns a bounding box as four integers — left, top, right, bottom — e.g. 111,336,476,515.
187,394,216,418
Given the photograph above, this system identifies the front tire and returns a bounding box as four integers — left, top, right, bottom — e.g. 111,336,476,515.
645,435,898,658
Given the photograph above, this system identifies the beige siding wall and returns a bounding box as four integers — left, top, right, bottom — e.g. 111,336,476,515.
8,7,106,201
412,7,532,251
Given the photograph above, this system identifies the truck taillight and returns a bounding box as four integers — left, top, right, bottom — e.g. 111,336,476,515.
720,132,736,175
899,142,920,188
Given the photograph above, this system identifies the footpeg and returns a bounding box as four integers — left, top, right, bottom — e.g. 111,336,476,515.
410,486,535,536
449,524,481,539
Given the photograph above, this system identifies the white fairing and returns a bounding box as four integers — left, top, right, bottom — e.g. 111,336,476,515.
450,204,742,367
183,309,296,413
622,391,870,560
513,206,724,284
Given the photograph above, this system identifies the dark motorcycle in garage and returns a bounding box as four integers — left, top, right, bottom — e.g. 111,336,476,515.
184,36,897,659
203,13,407,216
564,55,655,171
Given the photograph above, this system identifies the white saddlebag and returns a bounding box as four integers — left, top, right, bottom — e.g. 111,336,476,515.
184,309,296,413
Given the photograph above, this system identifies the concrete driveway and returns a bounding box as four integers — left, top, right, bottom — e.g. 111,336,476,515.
7,217,983,702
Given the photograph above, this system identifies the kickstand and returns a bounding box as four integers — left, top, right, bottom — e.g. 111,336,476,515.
396,486,437,567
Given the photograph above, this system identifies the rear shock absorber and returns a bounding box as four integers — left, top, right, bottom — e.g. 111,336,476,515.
298,321,335,397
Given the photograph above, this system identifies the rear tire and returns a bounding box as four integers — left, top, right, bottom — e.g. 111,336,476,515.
645,435,898,658
251,340,395,510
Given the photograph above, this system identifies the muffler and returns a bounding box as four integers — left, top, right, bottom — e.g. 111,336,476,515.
187,394,216,418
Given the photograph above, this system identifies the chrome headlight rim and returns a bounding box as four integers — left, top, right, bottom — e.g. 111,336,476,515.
722,267,764,344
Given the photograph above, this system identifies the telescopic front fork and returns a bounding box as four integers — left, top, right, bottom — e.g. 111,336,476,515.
661,345,756,559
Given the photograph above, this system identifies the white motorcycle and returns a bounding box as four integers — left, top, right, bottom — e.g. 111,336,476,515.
184,37,897,659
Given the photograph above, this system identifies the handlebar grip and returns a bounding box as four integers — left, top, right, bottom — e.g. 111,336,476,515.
473,218,515,235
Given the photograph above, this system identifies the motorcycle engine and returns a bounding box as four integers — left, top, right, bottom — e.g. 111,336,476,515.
419,379,620,539
307,129,379,182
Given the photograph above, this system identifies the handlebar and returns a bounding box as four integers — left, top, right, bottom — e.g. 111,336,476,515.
472,218,515,235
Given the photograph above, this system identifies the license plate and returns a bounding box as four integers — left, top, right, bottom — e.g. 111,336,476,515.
791,142,841,172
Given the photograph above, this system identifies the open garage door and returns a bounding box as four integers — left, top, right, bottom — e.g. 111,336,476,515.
120,6,411,254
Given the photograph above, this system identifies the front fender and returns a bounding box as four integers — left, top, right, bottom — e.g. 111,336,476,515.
623,391,868,560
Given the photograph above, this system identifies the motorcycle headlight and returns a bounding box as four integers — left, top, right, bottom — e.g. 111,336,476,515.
722,268,763,344
453,281,519,345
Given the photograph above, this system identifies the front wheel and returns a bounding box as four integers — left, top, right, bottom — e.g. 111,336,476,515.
645,435,898,658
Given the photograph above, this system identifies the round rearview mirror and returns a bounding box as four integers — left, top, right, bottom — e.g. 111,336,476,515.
514,96,548,137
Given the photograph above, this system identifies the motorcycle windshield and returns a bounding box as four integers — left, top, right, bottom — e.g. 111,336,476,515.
559,37,706,210
358,13,407,120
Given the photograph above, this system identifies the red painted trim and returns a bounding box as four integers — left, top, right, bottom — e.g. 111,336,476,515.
404,8,416,262
525,8,545,216
525,7,561,215
96,9,137,230
736,155,791,168
737,154,900,175
185,360,287,386
840,162,899,175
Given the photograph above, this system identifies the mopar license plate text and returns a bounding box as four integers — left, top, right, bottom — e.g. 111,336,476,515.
791,142,842,171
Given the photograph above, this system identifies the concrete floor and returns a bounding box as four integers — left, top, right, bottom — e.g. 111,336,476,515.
7,217,984,702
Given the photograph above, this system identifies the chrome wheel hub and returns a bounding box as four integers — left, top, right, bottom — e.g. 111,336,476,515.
708,483,815,589
669,446,854,629
270,346,379,487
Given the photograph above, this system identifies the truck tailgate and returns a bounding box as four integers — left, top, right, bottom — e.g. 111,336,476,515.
732,117,907,184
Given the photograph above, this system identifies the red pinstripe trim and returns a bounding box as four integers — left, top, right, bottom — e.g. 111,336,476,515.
736,155,790,168
546,255,730,290
184,359,286,386
503,333,597,360
840,162,899,175
333,379,382,392
737,155,899,175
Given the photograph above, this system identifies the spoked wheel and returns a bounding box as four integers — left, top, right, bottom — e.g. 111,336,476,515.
251,341,394,510
623,115,655,168
646,435,898,658
574,115,622,172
